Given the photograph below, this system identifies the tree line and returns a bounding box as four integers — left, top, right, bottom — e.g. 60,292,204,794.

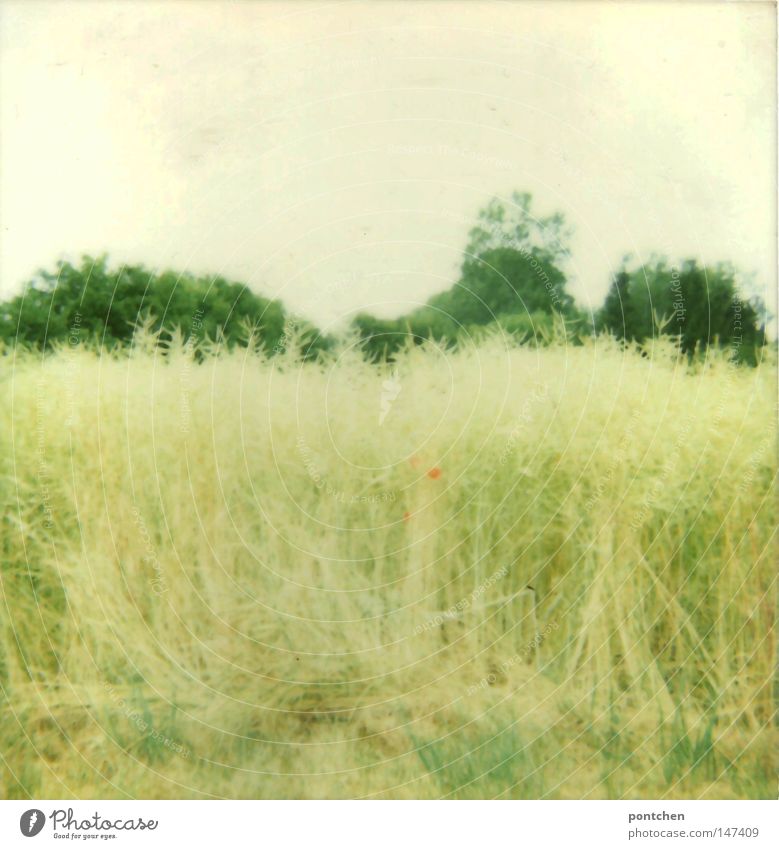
0,192,769,364
0,255,328,359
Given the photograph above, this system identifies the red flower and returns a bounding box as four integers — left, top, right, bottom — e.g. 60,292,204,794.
427,467,442,480
403,511,412,522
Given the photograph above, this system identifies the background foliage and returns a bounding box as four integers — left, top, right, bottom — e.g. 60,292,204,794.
0,194,770,364
0,255,329,359
598,258,767,365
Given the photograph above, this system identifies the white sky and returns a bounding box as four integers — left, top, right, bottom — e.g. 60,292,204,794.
1,1,775,332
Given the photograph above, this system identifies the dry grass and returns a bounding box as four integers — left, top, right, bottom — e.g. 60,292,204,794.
0,334,776,798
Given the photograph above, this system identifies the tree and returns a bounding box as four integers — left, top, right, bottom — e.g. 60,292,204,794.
439,245,575,324
351,192,582,357
462,191,572,269
454,192,577,321
598,257,768,364
597,267,632,339
0,255,297,355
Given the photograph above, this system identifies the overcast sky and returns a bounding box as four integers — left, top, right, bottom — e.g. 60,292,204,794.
1,1,775,331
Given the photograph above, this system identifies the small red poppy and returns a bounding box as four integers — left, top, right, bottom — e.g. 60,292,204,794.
427,467,442,480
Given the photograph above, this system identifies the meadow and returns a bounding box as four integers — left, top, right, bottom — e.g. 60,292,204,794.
0,333,776,799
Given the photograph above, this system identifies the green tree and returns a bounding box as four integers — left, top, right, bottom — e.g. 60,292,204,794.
462,191,572,268
437,245,575,324
0,255,302,355
352,192,583,358
598,257,768,364
597,267,632,339
454,192,577,321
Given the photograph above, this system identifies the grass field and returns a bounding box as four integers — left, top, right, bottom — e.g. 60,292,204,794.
1,334,776,799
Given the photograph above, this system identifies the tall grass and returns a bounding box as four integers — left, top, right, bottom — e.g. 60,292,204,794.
0,333,775,798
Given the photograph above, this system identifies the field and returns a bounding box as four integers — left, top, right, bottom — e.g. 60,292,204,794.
0,334,776,799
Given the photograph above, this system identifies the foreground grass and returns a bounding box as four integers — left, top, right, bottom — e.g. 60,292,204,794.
0,335,776,798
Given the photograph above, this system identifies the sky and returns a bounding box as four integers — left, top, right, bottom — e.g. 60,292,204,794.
0,0,776,333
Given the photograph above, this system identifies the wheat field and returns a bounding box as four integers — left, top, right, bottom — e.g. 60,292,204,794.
0,334,776,799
